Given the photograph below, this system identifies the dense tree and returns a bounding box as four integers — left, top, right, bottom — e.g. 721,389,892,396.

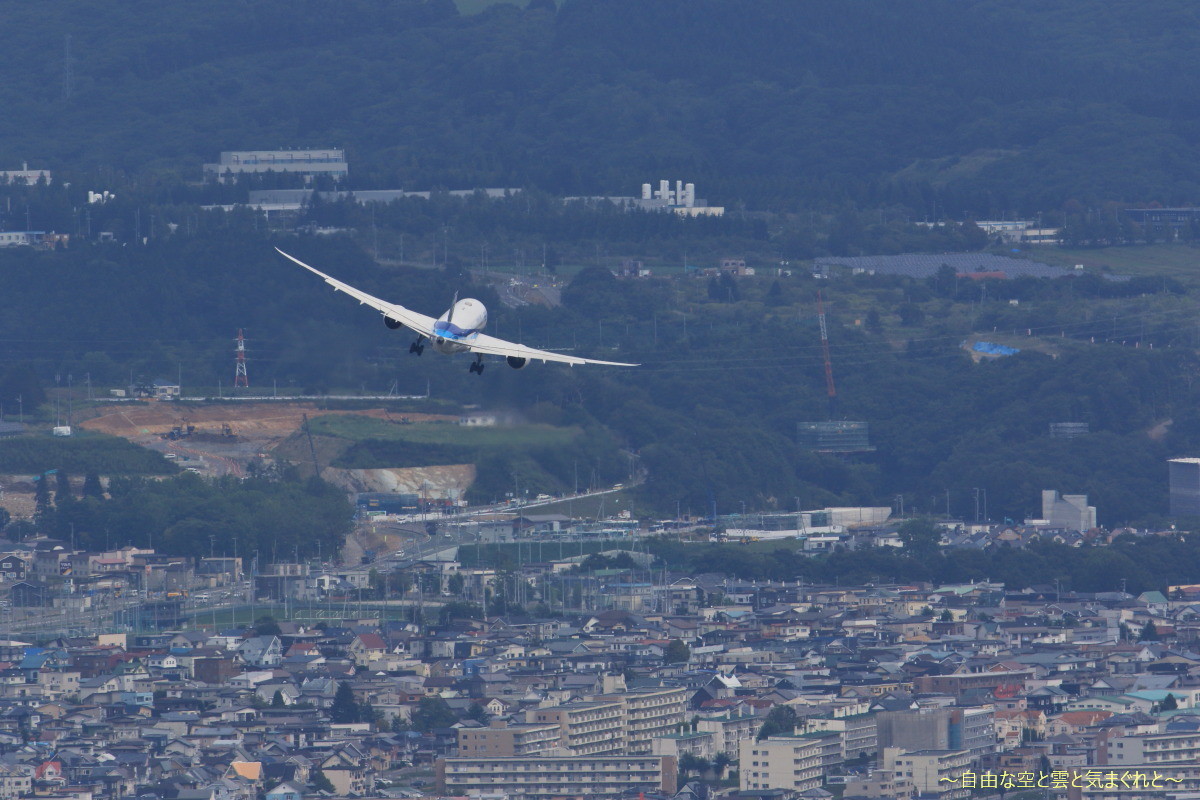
82,472,104,500
410,697,457,732
663,639,691,664
253,616,282,637
757,705,799,740
33,476,50,518
898,518,941,559
6,0,1200,213
55,471,71,504
35,472,350,559
312,772,335,793
330,682,359,724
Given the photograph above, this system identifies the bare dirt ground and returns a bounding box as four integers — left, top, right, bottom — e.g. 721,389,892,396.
77,401,458,478
80,401,454,440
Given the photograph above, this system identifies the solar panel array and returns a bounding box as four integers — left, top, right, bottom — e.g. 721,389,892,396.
814,253,1070,280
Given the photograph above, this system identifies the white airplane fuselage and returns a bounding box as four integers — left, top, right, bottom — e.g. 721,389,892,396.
430,298,488,355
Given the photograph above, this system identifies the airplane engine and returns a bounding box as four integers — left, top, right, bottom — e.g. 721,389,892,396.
384,316,404,330
506,356,528,370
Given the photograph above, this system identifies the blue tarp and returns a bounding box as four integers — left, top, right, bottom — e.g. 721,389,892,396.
972,341,1020,356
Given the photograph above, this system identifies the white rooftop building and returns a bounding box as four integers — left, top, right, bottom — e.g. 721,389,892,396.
1041,490,1097,532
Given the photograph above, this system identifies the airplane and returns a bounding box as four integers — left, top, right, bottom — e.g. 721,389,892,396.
276,248,638,374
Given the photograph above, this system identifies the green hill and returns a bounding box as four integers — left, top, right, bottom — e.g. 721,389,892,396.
6,1,1200,211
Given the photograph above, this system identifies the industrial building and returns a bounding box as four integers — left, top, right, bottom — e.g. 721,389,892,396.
1169,458,1200,517
1040,490,1097,532
798,420,875,454
0,231,46,248
0,163,51,185
1125,207,1200,233
567,180,724,217
204,149,348,184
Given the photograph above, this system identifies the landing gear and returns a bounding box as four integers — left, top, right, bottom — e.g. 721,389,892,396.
409,335,425,356
469,356,486,375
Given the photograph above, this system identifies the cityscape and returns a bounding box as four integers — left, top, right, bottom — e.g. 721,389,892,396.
7,3,1200,800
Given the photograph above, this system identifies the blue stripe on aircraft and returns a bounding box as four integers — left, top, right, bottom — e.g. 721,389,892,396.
434,321,477,338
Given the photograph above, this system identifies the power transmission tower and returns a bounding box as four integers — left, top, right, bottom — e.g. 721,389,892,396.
234,329,249,388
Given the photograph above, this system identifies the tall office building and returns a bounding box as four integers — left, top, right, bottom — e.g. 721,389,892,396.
1169,458,1200,517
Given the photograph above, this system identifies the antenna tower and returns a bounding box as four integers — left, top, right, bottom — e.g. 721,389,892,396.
234,329,249,388
817,291,836,418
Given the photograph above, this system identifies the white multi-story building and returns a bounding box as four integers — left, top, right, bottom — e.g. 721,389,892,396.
805,712,878,760
601,687,689,754
436,755,677,799
204,149,347,183
530,700,626,755
696,708,762,758
740,732,842,792
882,747,970,800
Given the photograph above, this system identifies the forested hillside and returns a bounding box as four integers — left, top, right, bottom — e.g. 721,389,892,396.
2,231,1199,526
6,1,1200,211
4,1,1200,532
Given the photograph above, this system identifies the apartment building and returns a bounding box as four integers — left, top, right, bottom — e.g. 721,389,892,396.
740,732,842,792
436,755,677,799
530,700,625,755
882,747,970,800
456,720,562,757
0,765,30,800
598,687,689,754
951,707,997,760
842,769,914,800
1072,763,1200,798
1107,729,1200,766
652,731,717,760
697,709,762,757
805,712,878,760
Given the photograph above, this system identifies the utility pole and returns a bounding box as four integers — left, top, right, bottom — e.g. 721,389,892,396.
302,414,321,478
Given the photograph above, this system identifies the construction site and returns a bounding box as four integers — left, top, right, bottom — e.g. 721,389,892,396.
78,400,459,480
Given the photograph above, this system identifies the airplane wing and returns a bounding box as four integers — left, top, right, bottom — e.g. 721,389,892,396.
276,248,438,337
278,247,637,367
461,331,639,367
